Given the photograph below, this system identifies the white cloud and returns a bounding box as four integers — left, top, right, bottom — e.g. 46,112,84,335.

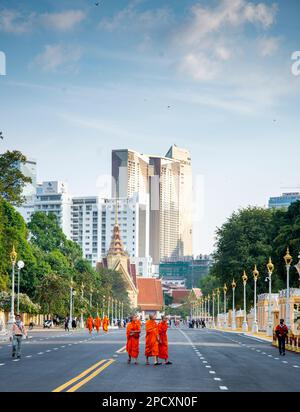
99,1,172,32
258,36,280,56
34,44,82,72
41,10,86,31
178,53,219,81
0,9,33,33
0,9,86,34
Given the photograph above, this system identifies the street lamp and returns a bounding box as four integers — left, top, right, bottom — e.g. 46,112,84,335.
204,297,207,323
17,260,25,315
242,271,248,332
200,297,204,319
252,265,259,333
207,294,211,326
102,295,105,319
266,257,274,337
231,279,237,330
69,278,74,330
284,247,293,329
80,283,85,328
217,288,221,328
8,245,17,327
212,291,216,328
223,284,228,329
89,288,93,308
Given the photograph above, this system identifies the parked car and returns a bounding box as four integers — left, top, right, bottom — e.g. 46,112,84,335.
43,320,53,328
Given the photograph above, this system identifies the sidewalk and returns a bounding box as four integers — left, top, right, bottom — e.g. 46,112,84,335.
211,326,273,342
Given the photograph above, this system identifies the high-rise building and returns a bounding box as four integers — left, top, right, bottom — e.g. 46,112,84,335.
34,181,72,238
15,158,37,222
70,196,103,267
268,192,300,209
112,145,193,264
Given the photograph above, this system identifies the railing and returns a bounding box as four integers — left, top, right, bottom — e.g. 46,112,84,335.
272,331,300,353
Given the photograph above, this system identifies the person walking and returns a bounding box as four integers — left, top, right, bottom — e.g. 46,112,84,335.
94,315,101,333
145,314,160,366
86,315,94,334
158,316,172,365
275,319,289,356
126,314,141,365
10,314,27,359
64,316,69,332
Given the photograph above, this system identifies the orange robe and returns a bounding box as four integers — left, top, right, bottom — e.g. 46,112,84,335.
126,320,141,359
86,317,94,333
102,317,109,333
158,321,169,360
145,319,159,357
94,317,101,332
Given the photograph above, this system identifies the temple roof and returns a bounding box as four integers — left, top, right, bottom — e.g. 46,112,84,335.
137,277,164,311
107,223,128,257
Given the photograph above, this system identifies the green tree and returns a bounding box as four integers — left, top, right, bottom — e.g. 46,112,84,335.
0,151,32,205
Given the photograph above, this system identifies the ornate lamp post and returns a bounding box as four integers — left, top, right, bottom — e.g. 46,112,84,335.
212,290,216,328
111,298,114,325
201,297,204,319
231,279,237,330
17,260,25,315
217,288,221,328
80,283,85,328
8,245,17,327
242,271,248,332
284,248,293,329
252,265,259,333
89,288,93,308
69,278,74,330
223,284,228,329
207,294,211,326
266,258,274,337
204,297,207,323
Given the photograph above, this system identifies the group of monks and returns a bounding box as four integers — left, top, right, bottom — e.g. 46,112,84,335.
86,315,110,334
126,313,172,366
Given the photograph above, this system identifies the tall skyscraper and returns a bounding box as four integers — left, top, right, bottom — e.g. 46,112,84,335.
112,145,193,264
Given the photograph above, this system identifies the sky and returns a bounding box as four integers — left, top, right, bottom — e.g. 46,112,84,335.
0,0,300,255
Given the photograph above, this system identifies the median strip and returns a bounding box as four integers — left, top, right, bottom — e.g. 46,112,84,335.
52,358,114,392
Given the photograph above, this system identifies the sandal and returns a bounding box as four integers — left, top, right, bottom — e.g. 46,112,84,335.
165,361,173,365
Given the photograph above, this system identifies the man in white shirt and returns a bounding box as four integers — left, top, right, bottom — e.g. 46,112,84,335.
10,314,27,359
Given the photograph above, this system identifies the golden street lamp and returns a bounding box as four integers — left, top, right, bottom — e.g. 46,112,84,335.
212,290,216,328
8,245,17,326
266,257,274,337
284,247,293,329
80,283,85,329
252,266,259,333
231,279,237,330
223,284,228,329
69,278,74,330
204,296,207,323
217,288,221,328
207,294,211,326
242,271,248,332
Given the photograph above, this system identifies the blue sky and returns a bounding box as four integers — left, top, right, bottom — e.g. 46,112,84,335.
0,0,300,254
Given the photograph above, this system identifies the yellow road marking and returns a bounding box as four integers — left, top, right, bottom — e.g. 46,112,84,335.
67,359,115,392
52,359,107,392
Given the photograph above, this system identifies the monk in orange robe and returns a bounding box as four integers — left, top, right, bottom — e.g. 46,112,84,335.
86,316,94,334
102,315,109,333
145,313,161,366
158,316,172,365
126,315,141,364
94,316,101,333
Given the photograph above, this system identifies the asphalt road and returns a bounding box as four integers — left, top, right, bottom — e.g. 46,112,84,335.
0,327,300,392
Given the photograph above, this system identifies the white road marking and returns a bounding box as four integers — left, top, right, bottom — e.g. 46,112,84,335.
219,386,228,391
282,361,288,364
209,371,216,374
206,365,211,368
12,359,20,362
0,363,5,366
46,350,51,353
38,352,44,355
274,358,279,360
203,361,208,363
293,365,299,368
214,378,221,381
53,348,58,350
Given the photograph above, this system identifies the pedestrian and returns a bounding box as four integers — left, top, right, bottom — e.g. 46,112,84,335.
145,313,160,366
126,314,141,365
86,315,94,334
94,315,101,333
275,318,289,356
158,316,172,365
10,314,27,359
64,316,69,332
72,318,77,330
102,315,110,333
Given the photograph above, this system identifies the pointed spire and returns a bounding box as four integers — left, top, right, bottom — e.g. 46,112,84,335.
107,198,127,257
